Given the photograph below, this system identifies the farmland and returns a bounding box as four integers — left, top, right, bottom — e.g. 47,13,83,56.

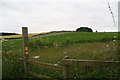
2,32,120,79
0,32,50,39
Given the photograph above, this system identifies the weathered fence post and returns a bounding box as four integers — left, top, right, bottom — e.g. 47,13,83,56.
63,56,69,80
22,27,29,77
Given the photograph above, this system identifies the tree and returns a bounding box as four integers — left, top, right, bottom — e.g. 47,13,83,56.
76,27,93,32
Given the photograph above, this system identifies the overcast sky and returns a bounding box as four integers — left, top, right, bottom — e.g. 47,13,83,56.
0,0,119,33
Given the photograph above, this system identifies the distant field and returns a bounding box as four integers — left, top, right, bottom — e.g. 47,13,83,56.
0,32,50,39
2,32,120,79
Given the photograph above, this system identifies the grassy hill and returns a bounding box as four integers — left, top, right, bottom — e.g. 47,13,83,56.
2,32,120,51
29,32,119,49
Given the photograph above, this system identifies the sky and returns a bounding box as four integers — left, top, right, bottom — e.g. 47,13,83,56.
0,0,119,33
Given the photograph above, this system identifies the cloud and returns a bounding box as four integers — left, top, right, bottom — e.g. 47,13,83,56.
0,0,119,33
1,0,119,2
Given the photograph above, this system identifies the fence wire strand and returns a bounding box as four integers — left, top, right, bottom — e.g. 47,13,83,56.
107,0,116,27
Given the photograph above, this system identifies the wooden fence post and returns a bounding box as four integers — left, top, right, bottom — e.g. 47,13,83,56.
63,56,69,80
22,27,29,77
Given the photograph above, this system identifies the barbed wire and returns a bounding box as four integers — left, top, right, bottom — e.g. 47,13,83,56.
107,0,116,27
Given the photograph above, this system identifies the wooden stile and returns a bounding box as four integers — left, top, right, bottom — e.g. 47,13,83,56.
21,27,120,79
27,60,63,71
22,27,29,77
63,56,70,80
63,59,120,67
28,71,54,80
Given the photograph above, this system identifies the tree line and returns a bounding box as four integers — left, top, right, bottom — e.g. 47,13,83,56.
0,32,19,36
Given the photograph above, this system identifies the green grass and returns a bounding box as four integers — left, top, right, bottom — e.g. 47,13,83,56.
29,32,119,49
2,32,120,51
2,51,25,78
2,32,120,79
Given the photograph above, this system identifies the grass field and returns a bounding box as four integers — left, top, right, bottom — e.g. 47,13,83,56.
29,32,119,49
2,32,120,79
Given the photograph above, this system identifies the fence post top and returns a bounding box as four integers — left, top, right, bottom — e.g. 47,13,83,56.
22,27,28,29
64,56,69,59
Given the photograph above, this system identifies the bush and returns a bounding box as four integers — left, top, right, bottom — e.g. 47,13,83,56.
76,27,93,32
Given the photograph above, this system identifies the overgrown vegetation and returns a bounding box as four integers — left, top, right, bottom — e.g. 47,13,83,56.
2,32,120,79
